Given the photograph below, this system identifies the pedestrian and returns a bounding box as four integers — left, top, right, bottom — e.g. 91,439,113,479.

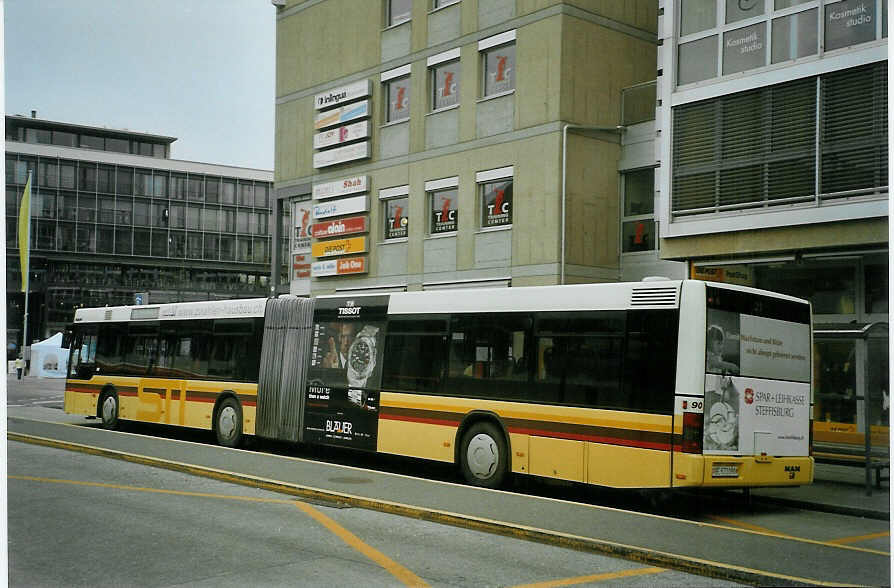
15,356,24,380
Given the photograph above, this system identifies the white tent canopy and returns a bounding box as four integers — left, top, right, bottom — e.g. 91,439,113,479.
30,332,68,378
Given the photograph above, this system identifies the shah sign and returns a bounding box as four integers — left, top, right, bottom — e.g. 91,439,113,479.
313,176,368,201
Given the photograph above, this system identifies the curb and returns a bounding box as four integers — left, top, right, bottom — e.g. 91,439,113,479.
9,431,840,587
752,495,890,521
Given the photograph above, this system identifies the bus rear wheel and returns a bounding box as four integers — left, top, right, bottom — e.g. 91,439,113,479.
215,397,243,448
100,392,119,430
459,421,507,489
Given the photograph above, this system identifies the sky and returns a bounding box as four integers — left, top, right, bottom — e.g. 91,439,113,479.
4,0,276,170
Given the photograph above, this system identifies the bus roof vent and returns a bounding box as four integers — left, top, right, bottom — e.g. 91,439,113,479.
630,285,678,307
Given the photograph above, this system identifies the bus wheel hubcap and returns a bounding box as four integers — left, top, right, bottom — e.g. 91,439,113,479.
102,397,116,421
467,434,498,479
219,406,237,439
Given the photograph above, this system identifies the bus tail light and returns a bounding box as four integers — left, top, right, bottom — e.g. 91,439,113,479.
681,411,703,454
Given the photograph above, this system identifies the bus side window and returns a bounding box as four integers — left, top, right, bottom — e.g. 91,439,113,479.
382,318,448,393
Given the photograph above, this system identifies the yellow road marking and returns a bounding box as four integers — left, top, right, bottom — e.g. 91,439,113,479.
10,474,428,587
828,531,890,545
511,566,666,587
707,515,793,538
706,515,889,556
6,434,882,587
294,501,429,587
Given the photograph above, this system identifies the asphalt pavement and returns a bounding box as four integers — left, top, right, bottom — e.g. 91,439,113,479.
6,375,891,585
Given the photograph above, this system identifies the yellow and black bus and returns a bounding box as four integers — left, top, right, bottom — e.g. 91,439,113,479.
65,279,814,489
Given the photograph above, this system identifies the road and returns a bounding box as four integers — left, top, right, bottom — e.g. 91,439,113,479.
6,376,891,585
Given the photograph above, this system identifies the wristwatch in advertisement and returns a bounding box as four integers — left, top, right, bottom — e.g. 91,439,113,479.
347,325,379,388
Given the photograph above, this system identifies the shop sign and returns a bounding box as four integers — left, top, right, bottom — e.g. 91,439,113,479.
313,176,369,201
313,141,370,169
691,264,754,286
293,202,312,254
723,22,765,75
314,100,370,130
311,256,368,277
292,254,311,279
312,236,368,258
825,0,876,51
313,121,370,150
314,79,371,110
311,215,368,238
313,195,368,220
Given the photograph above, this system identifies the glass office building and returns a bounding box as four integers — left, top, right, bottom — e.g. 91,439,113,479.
655,0,888,445
6,114,288,355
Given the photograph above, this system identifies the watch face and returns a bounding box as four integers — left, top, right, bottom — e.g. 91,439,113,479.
349,340,371,374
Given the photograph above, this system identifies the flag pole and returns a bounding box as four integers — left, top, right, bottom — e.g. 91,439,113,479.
21,170,33,366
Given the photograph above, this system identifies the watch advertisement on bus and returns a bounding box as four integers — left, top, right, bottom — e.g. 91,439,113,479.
704,308,811,456
304,296,389,450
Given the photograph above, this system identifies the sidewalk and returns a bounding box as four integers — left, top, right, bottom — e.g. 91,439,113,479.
751,462,889,520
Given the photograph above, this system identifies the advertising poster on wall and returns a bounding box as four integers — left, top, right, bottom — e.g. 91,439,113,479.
303,296,389,450
293,202,312,254
704,304,811,456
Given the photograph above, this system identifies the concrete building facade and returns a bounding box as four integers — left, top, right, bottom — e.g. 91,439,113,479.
273,0,659,295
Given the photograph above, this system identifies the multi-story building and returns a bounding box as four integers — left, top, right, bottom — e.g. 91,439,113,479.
271,0,887,447
6,114,288,355
655,1,888,445
272,0,658,295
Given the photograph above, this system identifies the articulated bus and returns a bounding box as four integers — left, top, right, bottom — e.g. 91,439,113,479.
65,279,814,490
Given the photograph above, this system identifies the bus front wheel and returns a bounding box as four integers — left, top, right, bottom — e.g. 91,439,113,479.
100,392,119,430
459,421,507,489
214,397,243,448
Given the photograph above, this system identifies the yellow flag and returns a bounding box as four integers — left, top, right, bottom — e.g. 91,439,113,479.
18,173,31,292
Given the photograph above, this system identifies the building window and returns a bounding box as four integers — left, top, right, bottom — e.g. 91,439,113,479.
387,0,411,26
671,62,887,217
476,167,513,228
825,0,879,50
384,70,411,123
380,185,409,240
771,8,818,63
678,35,718,85
430,189,458,234
722,22,766,75
725,0,763,23
681,0,716,35
431,58,460,111
621,169,656,253
677,0,884,87
425,177,459,234
479,32,516,97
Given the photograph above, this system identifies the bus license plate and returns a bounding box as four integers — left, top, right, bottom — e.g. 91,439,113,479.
712,464,739,478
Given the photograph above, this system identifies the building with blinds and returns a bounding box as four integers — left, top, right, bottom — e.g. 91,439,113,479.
272,0,659,296
655,1,888,446
5,114,288,355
